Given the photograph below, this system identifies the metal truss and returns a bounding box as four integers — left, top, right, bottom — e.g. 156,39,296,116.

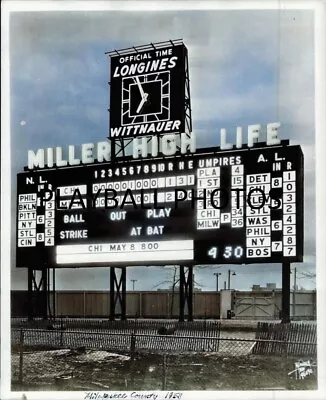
105,39,184,57
27,269,48,320
26,268,56,321
179,266,194,322
184,47,192,135
110,267,127,320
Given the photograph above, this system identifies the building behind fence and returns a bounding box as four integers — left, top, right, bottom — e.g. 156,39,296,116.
11,289,316,320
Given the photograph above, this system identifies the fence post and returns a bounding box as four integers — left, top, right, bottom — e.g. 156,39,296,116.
60,315,64,347
83,291,86,318
139,292,142,318
19,329,24,387
216,321,221,352
162,354,167,390
130,334,136,360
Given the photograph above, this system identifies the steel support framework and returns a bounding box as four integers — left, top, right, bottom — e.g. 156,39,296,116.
27,268,48,321
184,48,192,135
106,41,193,322
106,39,184,57
179,266,193,321
110,267,127,320
281,261,291,323
46,267,56,320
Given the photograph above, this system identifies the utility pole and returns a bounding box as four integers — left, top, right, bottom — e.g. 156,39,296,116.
213,272,221,292
227,270,236,290
131,279,137,291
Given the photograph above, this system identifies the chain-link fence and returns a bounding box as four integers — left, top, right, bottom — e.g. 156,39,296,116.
11,325,317,391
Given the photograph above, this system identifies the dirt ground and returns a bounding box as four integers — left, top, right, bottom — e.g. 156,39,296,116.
11,348,317,392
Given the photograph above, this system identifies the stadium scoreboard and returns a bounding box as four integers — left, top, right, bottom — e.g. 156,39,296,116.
16,144,303,268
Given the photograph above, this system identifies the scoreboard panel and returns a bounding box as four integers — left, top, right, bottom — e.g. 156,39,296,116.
16,145,303,267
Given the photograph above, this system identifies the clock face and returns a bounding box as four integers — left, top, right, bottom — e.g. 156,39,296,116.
109,44,186,137
121,71,170,126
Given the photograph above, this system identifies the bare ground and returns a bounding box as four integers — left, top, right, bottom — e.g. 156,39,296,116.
11,348,317,392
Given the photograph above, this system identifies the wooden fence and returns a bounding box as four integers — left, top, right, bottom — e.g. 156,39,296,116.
11,290,316,320
252,322,317,356
11,290,221,318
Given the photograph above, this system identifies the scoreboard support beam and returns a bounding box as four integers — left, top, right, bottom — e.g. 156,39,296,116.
27,268,48,321
27,268,33,321
179,266,193,322
109,267,126,321
184,48,192,134
110,137,134,160
47,267,56,320
281,261,291,323
53,268,56,320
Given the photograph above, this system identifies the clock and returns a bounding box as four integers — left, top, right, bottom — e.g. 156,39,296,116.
121,71,170,126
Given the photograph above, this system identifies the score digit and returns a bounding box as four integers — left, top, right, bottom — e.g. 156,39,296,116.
208,246,244,260
223,246,244,259
208,247,218,259
234,246,244,258
223,246,232,258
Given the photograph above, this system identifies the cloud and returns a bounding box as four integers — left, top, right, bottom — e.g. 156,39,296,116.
193,83,276,124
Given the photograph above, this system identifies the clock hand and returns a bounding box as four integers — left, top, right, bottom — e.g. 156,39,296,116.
135,76,145,98
136,99,145,114
136,93,148,114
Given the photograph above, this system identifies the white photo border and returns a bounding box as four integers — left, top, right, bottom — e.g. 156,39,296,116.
1,1,325,399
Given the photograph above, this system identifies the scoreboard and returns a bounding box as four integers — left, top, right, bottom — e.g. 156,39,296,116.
16,144,303,268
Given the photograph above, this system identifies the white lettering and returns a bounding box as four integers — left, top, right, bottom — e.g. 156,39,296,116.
146,208,171,218
220,128,233,150
68,145,80,166
81,143,94,164
56,147,67,167
28,149,45,169
248,124,261,147
267,122,281,145
59,230,88,239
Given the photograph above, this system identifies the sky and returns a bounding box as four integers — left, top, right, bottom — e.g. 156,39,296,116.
9,8,316,291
